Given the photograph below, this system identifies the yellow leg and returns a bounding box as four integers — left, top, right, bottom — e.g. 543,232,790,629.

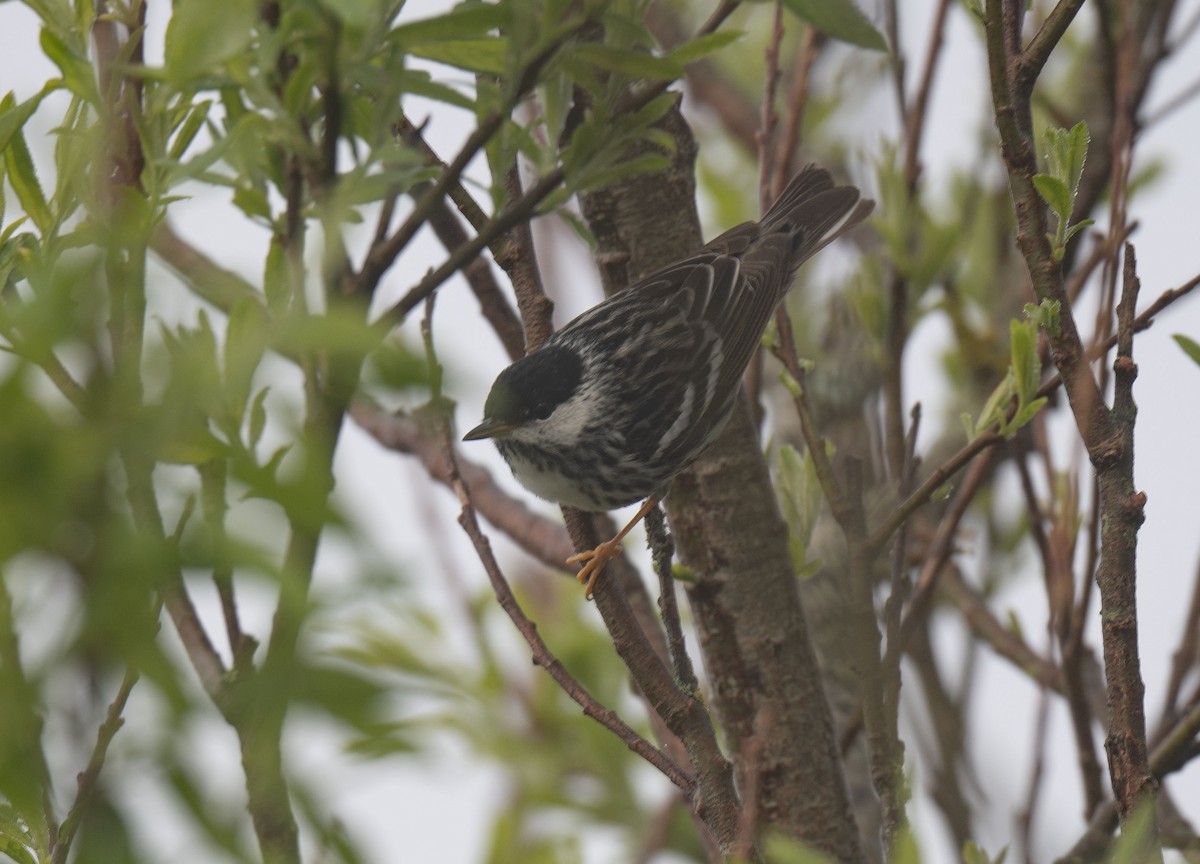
568,497,660,600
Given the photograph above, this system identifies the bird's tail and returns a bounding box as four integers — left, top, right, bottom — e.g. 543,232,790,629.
761,164,874,266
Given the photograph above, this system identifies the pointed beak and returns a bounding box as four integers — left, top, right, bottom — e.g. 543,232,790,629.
463,417,513,441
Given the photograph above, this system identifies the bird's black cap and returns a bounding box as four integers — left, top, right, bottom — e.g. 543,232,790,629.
463,345,583,440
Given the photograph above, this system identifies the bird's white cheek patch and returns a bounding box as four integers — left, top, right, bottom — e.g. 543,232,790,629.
532,378,604,448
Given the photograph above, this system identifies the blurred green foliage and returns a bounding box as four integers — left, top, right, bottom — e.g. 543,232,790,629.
0,0,1182,861
0,0,761,861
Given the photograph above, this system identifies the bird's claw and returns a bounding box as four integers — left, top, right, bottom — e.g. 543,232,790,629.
568,540,622,600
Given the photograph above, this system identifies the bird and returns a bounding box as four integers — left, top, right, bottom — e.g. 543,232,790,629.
464,165,873,598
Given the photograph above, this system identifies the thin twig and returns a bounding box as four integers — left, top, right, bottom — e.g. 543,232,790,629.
770,28,821,198
1018,683,1053,864
942,567,1064,691
1038,271,1200,398
51,669,140,863
1092,242,1157,833
881,404,921,734
1057,694,1200,863
1157,556,1200,737
444,411,695,792
356,27,582,297
1017,0,1089,94
902,0,953,188
868,429,1004,557
376,1,742,329
350,399,576,569
394,114,491,234
646,505,698,693
757,2,785,210
410,173,526,360
500,160,552,353
985,0,1114,456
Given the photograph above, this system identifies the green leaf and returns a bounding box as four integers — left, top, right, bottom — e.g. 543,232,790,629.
367,338,427,392
158,425,230,465
761,830,838,862
1009,397,1047,434
1062,218,1095,245
571,43,684,81
224,297,269,423
1032,173,1070,219
405,39,509,75
0,229,33,289
1042,126,1066,177
272,307,381,362
39,27,95,100
394,69,475,111
164,0,257,82
247,386,270,447
624,89,680,130
1107,799,1158,864
1064,120,1090,192
962,841,990,864
1009,318,1040,405
232,186,271,221
0,87,55,164
665,30,744,65
20,0,75,39
168,99,212,161
0,835,38,864
264,236,289,313
1025,298,1062,338
388,2,508,43
316,0,381,29
1173,333,1200,368
572,152,670,194
777,0,888,51
981,373,1013,427
3,126,53,234
0,799,40,864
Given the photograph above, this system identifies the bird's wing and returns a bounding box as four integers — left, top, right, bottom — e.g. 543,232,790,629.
553,166,872,466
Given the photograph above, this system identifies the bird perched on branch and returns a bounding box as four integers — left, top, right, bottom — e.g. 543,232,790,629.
465,165,873,598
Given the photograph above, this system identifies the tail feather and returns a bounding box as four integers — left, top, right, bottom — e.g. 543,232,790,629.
762,165,874,267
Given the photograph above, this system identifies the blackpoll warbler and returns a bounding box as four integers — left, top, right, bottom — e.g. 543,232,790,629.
465,166,873,597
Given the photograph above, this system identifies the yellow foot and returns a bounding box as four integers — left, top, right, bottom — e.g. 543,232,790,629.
567,540,623,600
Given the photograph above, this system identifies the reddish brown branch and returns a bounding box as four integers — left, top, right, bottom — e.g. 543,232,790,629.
644,2,760,153
349,399,575,569
357,29,581,298
1016,0,1089,94
902,0,953,188
756,2,786,210
942,569,1063,691
377,0,742,329
1093,244,1157,829
415,175,526,361
769,28,821,199
645,505,698,693
439,404,695,791
986,0,1160,839
499,162,552,353
51,669,140,864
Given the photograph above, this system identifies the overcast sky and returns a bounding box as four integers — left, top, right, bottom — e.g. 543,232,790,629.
4,0,1200,862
